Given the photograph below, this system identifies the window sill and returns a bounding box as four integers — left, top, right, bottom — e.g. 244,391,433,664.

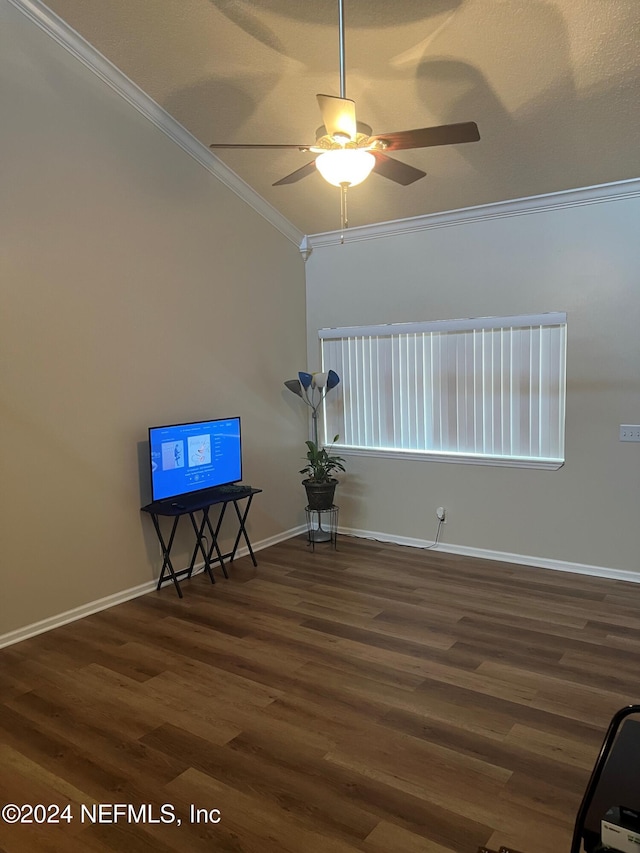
335,446,564,471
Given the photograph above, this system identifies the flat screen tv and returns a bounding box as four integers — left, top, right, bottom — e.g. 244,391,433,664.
149,416,242,503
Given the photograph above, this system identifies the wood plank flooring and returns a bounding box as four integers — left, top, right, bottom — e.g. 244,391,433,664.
2,535,640,852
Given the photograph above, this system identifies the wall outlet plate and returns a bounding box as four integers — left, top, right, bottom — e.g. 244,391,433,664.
620,425,640,442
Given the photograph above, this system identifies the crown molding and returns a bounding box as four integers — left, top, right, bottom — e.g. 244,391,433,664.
306,177,640,250
8,0,305,249
10,0,640,259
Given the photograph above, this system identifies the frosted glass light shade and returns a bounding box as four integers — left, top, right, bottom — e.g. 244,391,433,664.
315,149,375,187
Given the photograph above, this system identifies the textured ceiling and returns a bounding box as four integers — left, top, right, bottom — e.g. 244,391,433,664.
42,0,640,236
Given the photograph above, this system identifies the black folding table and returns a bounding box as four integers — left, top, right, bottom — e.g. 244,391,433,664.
141,487,261,598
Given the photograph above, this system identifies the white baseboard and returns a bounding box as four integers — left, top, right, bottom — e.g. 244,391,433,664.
4,523,636,650
0,526,303,650
0,579,158,651
340,525,640,585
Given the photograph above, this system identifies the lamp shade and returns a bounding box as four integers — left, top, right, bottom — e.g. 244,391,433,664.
315,149,376,187
326,370,340,390
284,379,303,397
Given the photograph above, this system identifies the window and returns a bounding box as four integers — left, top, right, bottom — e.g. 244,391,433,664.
319,313,567,469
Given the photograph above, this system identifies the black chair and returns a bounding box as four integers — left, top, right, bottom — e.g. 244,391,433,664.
570,704,640,853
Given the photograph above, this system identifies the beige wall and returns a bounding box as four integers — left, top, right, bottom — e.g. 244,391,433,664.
1,1,307,638
305,195,640,575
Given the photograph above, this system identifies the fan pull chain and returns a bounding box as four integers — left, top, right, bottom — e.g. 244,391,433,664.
340,183,349,243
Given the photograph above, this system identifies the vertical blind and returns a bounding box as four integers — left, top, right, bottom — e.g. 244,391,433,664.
319,313,567,464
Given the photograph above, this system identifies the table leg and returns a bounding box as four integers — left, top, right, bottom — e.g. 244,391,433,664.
230,495,257,566
205,503,229,579
187,510,216,584
151,514,183,598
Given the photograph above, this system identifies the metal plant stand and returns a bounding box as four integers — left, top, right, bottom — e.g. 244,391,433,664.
305,505,339,550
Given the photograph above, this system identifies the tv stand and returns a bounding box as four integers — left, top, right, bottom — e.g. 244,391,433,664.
141,487,262,598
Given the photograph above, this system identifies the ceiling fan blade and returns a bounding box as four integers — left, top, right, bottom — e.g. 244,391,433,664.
272,160,317,186
316,94,357,140
370,121,480,151
372,152,426,186
210,143,312,150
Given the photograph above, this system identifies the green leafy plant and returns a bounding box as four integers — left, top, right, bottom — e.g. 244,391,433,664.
299,435,346,483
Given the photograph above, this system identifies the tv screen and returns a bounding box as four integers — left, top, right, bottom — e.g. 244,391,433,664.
149,417,242,503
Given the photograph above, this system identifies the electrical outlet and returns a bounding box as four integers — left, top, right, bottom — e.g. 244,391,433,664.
620,425,640,442
436,506,446,522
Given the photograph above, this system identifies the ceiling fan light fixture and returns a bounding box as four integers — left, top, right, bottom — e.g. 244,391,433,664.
315,148,375,187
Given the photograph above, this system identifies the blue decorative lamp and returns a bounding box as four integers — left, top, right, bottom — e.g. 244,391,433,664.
284,370,340,446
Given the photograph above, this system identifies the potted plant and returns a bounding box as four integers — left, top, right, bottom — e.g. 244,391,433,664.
300,434,346,510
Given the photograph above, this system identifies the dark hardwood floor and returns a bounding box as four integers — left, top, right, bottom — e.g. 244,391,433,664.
2,535,640,852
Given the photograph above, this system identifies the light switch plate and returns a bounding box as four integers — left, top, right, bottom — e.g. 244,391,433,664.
620,425,640,442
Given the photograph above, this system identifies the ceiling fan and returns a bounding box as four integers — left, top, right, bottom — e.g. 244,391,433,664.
209,0,480,231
